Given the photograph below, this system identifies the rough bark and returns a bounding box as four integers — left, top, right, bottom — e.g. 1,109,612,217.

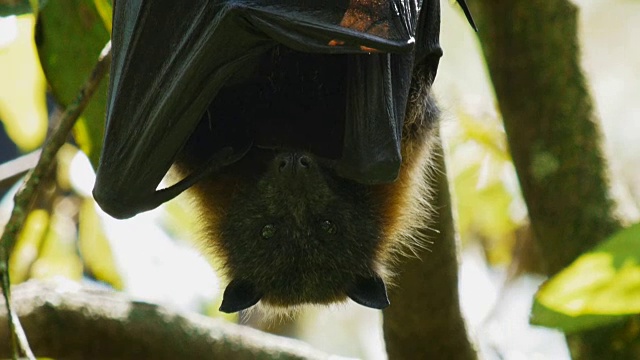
468,1,638,358
383,137,477,360
0,280,341,360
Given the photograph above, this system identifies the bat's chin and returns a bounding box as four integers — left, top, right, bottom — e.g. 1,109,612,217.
219,267,390,315
239,298,347,322
260,287,349,310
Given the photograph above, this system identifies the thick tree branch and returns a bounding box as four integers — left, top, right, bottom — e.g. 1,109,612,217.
383,136,477,360
469,1,620,275
468,1,638,358
0,280,339,360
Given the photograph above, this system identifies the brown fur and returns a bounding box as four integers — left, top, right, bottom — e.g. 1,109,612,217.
372,73,439,277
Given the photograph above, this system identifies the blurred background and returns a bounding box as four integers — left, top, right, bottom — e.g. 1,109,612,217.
1,1,638,359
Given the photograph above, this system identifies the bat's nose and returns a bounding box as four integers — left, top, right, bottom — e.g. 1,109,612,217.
276,153,312,174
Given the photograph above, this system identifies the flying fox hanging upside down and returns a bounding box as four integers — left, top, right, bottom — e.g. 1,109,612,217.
93,0,475,314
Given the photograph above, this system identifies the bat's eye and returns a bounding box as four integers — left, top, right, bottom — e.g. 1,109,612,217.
261,224,277,239
321,220,337,235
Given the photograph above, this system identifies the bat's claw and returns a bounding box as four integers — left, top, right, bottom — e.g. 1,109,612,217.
211,140,252,170
359,45,379,53
328,0,389,53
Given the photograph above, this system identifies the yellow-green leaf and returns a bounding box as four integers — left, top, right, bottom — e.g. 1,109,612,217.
531,223,640,332
9,208,50,283
30,211,83,281
0,14,48,151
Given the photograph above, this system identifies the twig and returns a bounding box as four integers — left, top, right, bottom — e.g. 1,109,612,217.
0,41,112,360
0,150,41,197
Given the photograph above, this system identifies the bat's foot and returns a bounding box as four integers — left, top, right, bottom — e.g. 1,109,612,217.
329,0,390,52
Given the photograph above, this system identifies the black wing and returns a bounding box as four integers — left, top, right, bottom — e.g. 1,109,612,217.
457,0,477,31
93,0,444,219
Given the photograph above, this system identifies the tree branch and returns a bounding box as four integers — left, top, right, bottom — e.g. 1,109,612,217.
0,280,339,360
383,135,477,359
468,1,638,358
0,151,41,197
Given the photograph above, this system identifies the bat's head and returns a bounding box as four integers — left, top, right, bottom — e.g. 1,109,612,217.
188,148,391,313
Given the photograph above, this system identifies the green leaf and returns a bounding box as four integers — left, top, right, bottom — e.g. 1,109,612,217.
35,0,111,169
530,301,625,334
531,223,640,332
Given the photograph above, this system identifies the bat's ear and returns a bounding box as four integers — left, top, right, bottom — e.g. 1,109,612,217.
347,274,390,310
219,279,262,313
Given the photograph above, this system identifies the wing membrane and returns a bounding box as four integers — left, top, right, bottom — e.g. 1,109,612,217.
94,0,439,218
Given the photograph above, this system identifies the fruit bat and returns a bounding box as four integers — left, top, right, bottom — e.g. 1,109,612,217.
93,0,475,313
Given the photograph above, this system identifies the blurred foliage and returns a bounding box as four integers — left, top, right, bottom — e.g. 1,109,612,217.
0,0,31,17
9,208,49,283
163,198,204,248
29,200,83,281
59,144,123,288
447,108,526,266
78,197,123,290
0,13,47,151
531,223,640,333
6,143,123,290
35,0,111,168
